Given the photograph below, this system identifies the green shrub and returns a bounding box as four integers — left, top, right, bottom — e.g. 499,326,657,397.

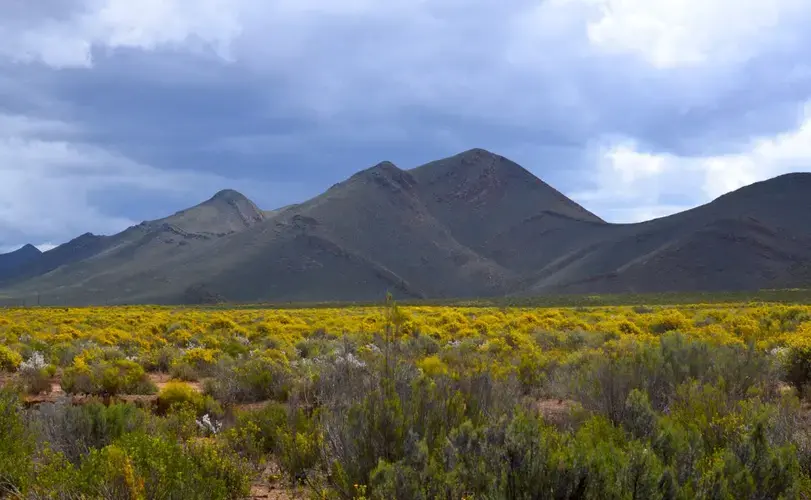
0,345,22,372
92,433,252,499
169,360,199,381
21,366,56,395
205,357,292,404
142,345,180,372
783,342,811,396
34,401,148,464
225,403,320,482
60,365,95,394
156,381,221,417
0,389,34,495
225,404,288,461
61,359,156,396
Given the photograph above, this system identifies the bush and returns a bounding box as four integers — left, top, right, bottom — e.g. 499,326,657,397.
0,389,34,495
61,359,156,396
573,333,777,423
99,359,155,396
142,345,180,372
0,345,22,372
34,401,148,464
205,356,292,404
91,433,251,499
169,360,200,381
20,365,56,395
225,404,288,461
783,339,811,395
156,381,221,417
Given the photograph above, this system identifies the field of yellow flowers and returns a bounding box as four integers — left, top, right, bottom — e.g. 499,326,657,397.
3,299,811,498
2,302,810,379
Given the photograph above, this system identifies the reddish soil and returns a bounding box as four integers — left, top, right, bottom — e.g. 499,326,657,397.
11,372,204,406
535,398,579,426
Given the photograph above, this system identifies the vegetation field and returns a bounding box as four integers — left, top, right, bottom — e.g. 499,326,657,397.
4,297,811,498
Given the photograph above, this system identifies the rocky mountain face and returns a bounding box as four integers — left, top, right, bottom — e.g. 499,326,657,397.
1,149,809,305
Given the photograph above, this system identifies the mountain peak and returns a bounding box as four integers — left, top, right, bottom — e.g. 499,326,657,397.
350,161,416,193
411,147,531,183
0,244,41,259
408,148,604,249
159,189,265,235
458,147,500,160
0,243,43,275
209,189,250,204
20,244,42,254
355,161,401,176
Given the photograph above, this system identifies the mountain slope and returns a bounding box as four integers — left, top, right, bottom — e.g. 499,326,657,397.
0,150,809,305
518,173,811,295
137,160,516,303
410,148,604,253
0,244,41,279
156,189,266,235
0,189,270,303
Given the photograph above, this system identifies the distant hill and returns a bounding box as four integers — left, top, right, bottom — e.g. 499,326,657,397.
0,149,809,305
0,244,41,278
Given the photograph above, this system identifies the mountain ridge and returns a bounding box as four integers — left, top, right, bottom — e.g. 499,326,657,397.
1,149,809,304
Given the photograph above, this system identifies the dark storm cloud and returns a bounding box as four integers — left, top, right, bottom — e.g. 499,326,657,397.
1,0,811,248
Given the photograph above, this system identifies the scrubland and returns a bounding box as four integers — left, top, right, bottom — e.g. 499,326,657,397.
3,297,811,498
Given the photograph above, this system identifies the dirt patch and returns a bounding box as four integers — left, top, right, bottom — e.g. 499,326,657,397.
249,484,303,500
247,462,306,500
16,372,204,406
149,372,203,393
535,398,578,426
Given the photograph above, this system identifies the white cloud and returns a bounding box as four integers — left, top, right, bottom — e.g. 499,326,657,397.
0,113,272,248
574,102,811,222
579,0,810,68
2,0,243,67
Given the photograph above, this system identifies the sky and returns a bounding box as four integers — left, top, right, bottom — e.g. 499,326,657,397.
2,0,811,251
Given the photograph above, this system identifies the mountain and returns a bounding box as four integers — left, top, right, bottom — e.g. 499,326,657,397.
0,244,42,278
516,173,811,295
0,190,268,303
0,149,809,305
410,148,604,251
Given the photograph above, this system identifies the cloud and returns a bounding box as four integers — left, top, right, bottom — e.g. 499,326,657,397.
0,112,297,249
581,0,809,68
573,102,811,222
0,0,242,67
1,0,811,247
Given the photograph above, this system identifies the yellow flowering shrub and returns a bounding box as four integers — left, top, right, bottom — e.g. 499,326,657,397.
0,345,22,372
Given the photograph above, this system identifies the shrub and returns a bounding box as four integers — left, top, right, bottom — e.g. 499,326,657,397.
61,365,95,394
21,365,56,395
99,433,251,499
169,360,199,381
142,345,180,372
416,355,449,377
76,444,145,498
156,381,221,417
62,359,156,396
0,389,34,495
650,311,689,334
14,352,56,395
177,347,221,376
783,338,811,395
225,404,288,461
205,356,292,404
34,401,148,464
0,345,22,372
99,359,155,396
